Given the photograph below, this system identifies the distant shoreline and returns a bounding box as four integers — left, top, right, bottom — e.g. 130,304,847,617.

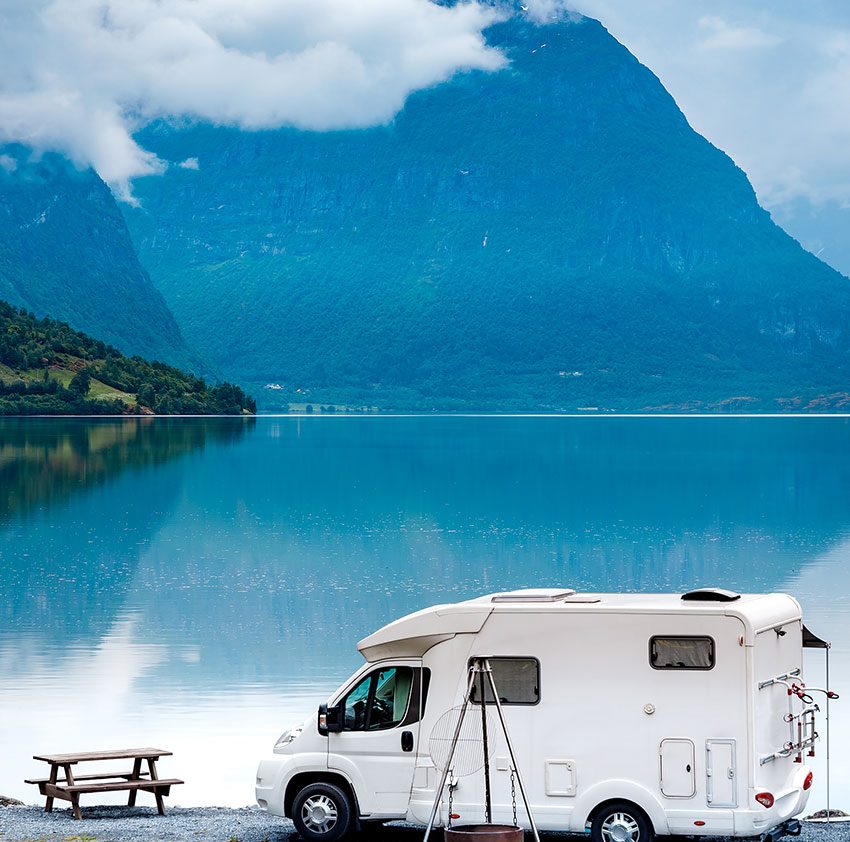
4,412,850,419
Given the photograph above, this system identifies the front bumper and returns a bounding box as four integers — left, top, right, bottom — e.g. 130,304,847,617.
255,755,295,817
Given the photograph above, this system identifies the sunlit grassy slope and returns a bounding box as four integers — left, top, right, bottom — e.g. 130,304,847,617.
0,301,255,415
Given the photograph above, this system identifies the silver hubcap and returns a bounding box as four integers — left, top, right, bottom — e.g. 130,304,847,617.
601,813,641,842
302,794,338,834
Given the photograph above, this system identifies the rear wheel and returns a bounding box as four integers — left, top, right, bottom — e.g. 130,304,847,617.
292,782,354,842
591,802,654,842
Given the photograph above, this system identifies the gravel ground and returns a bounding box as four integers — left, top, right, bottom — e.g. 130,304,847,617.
0,805,848,842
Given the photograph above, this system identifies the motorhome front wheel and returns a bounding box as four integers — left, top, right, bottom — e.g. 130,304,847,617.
291,782,353,842
591,802,654,842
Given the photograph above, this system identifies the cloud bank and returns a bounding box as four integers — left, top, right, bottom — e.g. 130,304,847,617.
0,0,505,196
3,0,849,219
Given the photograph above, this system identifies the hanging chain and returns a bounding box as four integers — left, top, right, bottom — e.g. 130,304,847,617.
510,767,517,827
447,772,454,829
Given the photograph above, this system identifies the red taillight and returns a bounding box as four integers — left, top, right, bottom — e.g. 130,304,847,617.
803,772,814,791
756,792,775,809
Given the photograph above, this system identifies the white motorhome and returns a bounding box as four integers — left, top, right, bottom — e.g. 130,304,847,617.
256,588,833,842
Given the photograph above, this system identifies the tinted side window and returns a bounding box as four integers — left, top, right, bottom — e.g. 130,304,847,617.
650,636,715,670
341,666,415,731
469,658,540,705
342,674,372,730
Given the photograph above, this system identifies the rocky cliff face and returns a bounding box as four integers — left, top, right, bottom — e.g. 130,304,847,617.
123,13,850,410
0,147,193,368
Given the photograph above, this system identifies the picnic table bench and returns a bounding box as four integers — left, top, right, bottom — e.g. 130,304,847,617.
25,748,183,820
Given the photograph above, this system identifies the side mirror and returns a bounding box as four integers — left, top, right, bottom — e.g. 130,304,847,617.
318,702,343,734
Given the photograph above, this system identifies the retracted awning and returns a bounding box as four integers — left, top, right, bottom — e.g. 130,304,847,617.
803,625,830,649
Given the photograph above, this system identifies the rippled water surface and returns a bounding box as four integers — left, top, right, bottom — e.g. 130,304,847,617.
0,416,848,810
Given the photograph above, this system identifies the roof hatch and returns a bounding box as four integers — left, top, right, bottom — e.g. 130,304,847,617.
491,588,576,603
681,587,741,602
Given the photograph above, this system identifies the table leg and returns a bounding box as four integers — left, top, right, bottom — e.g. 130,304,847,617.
128,757,142,806
64,765,81,820
44,764,58,813
147,757,165,816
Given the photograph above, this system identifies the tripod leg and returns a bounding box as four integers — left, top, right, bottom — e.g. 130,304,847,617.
484,659,542,842
423,665,479,842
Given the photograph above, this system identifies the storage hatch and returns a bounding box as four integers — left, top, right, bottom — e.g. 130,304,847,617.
660,739,696,798
706,739,737,807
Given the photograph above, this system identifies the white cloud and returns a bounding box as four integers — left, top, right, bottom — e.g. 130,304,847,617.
523,0,580,25
0,154,17,173
179,157,200,170
696,16,782,51
0,0,506,197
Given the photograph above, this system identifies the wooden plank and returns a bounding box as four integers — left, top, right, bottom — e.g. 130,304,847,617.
42,784,73,802
33,748,171,764
64,764,81,819
128,756,143,807
63,778,183,793
26,771,151,785
44,763,58,813
148,757,165,816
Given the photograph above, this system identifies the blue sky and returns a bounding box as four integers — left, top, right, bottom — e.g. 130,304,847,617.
1,0,848,273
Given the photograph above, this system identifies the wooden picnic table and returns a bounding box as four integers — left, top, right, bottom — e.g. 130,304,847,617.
25,747,183,820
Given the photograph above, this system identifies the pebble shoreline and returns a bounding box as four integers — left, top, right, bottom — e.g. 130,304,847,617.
0,806,849,842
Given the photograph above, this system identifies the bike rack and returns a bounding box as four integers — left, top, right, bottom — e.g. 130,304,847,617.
758,674,838,766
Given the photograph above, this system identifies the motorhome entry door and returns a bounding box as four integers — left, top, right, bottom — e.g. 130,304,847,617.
659,739,696,798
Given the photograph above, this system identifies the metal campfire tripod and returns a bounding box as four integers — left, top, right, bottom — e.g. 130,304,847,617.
422,658,542,842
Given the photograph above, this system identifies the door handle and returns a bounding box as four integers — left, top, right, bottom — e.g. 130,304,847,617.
401,730,414,752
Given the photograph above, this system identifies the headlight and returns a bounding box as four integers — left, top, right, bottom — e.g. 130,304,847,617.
274,726,303,749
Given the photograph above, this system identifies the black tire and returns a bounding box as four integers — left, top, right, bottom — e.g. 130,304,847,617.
590,802,654,842
292,782,354,842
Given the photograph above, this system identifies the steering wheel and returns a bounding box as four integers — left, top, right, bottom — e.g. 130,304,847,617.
371,697,392,722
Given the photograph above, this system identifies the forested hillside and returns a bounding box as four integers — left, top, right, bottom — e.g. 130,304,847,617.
123,11,850,411
0,146,194,369
0,301,255,415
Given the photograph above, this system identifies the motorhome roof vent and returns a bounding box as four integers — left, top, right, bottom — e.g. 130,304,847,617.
681,588,741,602
492,589,576,603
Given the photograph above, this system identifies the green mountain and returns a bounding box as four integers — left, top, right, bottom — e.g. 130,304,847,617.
121,11,850,411
0,146,193,369
0,300,255,415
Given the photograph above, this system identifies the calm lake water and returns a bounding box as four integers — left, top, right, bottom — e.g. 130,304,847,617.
1,416,848,810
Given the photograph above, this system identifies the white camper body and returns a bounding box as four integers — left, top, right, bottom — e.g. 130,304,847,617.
256,589,820,842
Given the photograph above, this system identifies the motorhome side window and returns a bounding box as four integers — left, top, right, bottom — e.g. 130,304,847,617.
650,636,715,670
469,658,540,705
341,666,415,730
